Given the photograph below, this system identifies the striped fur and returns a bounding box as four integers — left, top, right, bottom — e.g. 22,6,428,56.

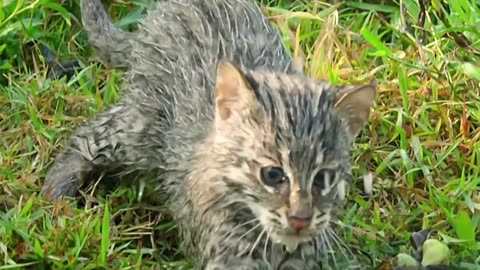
43,0,376,269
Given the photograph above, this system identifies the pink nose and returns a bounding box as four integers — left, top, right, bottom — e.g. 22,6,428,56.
288,217,311,231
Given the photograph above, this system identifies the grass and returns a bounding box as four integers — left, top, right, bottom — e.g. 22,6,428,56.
1,0,480,269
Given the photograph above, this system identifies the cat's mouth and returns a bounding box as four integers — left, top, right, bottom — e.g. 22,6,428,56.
285,228,311,237
271,230,314,253
274,233,312,253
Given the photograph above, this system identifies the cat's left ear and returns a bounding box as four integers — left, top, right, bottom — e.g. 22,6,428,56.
334,81,376,140
214,59,257,122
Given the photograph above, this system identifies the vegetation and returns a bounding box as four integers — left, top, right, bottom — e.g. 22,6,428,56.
1,0,479,269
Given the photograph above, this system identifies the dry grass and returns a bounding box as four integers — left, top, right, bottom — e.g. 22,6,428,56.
1,0,479,269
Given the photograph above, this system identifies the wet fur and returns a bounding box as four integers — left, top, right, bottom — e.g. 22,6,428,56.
43,0,376,269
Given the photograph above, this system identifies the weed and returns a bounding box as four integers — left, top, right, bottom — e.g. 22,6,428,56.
1,0,479,269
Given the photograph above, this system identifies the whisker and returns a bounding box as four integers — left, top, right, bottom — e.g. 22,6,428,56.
317,233,329,265
262,229,271,263
328,227,374,269
326,227,351,266
235,222,262,243
249,228,266,256
323,230,337,268
232,217,260,231
222,218,260,242
327,227,354,258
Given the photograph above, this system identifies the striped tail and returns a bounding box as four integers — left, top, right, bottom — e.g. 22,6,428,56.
80,0,134,69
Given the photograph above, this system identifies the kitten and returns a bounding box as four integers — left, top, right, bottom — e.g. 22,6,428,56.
42,0,377,269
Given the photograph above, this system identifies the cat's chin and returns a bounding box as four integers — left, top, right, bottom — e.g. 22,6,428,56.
271,231,313,253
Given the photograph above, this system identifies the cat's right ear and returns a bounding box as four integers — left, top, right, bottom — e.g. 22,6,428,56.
214,60,257,121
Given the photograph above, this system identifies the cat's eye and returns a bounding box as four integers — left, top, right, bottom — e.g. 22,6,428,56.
260,166,286,186
313,168,336,192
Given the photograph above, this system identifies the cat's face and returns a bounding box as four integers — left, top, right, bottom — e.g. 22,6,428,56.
211,60,376,252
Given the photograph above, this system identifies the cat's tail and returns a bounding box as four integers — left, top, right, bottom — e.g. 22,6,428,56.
80,0,133,69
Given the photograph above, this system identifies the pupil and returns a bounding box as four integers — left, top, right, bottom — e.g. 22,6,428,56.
269,170,280,180
260,166,286,187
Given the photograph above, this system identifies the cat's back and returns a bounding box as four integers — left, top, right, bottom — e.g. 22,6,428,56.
127,0,294,93
122,0,295,154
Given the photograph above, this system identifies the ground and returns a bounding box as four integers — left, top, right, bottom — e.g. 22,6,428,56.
0,0,479,269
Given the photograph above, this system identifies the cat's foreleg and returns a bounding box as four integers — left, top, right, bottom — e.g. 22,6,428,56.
42,101,154,200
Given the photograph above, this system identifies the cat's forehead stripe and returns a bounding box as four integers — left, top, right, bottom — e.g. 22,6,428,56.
247,73,348,189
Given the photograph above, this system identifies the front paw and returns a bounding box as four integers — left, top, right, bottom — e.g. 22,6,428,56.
205,258,271,270
279,259,305,270
42,155,92,201
280,258,322,270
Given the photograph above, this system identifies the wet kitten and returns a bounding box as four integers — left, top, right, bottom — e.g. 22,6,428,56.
42,0,376,269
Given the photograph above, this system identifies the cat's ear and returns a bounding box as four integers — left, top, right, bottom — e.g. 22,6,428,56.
334,81,376,140
214,60,257,121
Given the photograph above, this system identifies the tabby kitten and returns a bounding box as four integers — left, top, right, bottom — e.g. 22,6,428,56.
42,0,376,269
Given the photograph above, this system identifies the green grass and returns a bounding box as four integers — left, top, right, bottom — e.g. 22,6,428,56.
1,0,480,269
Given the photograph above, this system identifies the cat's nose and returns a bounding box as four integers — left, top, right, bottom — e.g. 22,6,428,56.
287,189,312,231
288,216,312,231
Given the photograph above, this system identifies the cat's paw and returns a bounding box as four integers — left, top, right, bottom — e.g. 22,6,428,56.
279,259,306,270
280,258,322,270
205,258,270,270
42,156,92,201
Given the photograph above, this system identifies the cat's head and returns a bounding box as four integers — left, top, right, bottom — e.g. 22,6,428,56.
209,60,376,252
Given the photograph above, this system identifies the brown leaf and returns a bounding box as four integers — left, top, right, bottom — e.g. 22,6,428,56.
376,260,393,270
458,145,469,154
13,242,29,259
402,124,412,138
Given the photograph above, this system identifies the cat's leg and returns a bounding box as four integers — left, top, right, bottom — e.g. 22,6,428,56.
280,258,322,270
205,257,271,270
204,248,323,270
204,253,322,270
42,100,158,200
205,258,320,270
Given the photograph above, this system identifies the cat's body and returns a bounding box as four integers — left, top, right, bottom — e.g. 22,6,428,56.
42,0,376,269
